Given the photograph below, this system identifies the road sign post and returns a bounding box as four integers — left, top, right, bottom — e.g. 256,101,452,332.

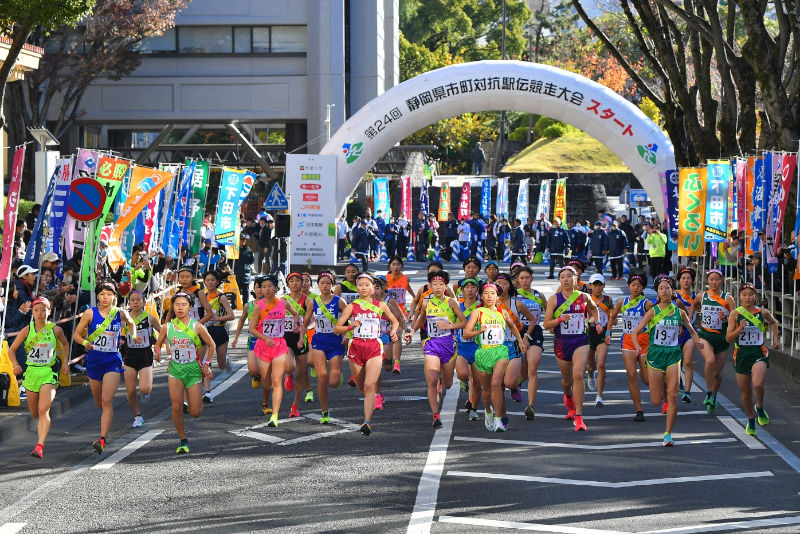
67,178,107,222
265,182,289,211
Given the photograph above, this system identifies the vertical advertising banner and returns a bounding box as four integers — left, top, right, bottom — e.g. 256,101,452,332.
751,156,766,233
400,176,412,219
703,161,730,242
480,178,491,217
286,154,337,265
734,158,747,233
437,182,450,221
215,167,246,245
25,165,59,269
458,182,471,220
419,179,429,216
1,146,25,280
553,178,567,222
516,178,530,224
664,170,680,239
373,177,390,220
776,154,797,252
678,167,706,256
536,180,551,221
47,157,74,255
496,177,508,218
765,152,782,272
166,164,193,258
188,160,209,255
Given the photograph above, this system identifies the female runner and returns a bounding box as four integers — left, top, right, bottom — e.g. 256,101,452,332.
201,270,235,403
121,289,161,427
455,278,482,420
334,263,361,305
453,257,482,297
283,272,311,417
675,268,697,403
494,273,533,410
231,276,264,389
373,276,405,409
586,274,612,406
513,266,547,420
386,257,415,374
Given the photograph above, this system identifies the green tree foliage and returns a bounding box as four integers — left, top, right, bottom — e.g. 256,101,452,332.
404,112,498,174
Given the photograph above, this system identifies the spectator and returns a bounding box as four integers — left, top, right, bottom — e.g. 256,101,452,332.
471,142,486,175
457,217,471,261
607,221,628,280
427,214,440,255
485,214,498,260
534,213,551,254
546,218,572,279
645,223,669,278
510,218,526,263
469,213,486,256
396,213,410,257
198,240,221,275
569,220,587,261
374,210,386,239
351,220,371,271
496,216,512,259
24,203,41,231
233,241,255,305
413,212,429,259
336,215,349,260
633,214,648,268
384,217,398,258
524,229,535,262
589,222,609,274
258,218,273,274
444,213,459,261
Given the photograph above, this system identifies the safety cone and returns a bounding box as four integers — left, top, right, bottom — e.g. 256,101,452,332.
476,246,484,262
379,242,389,262
503,242,512,263
543,250,550,266
349,248,358,263
406,241,416,262
434,244,441,262
623,255,631,275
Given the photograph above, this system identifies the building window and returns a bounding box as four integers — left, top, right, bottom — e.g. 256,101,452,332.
271,26,306,53
137,28,176,53
178,26,232,54
138,26,306,54
252,27,270,53
233,27,252,53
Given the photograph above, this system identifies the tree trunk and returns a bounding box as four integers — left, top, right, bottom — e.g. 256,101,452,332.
0,23,33,132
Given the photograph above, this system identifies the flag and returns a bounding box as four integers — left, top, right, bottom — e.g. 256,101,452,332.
47,157,74,256
438,181,450,221
776,154,797,253
751,156,766,233
107,165,176,269
678,167,706,256
516,178,530,224
400,176,411,220
553,178,567,222
480,178,491,217
419,178,429,216
765,152,782,272
664,170,679,239
143,195,159,250
734,158,746,234
167,163,194,257
703,160,730,242
373,177,390,220
536,180,551,221
24,165,59,270
188,160,210,255
458,182,471,220
1,146,26,280
215,167,247,245
64,149,98,261
496,177,508,218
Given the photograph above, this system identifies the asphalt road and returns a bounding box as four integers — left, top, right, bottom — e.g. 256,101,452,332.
1,263,799,534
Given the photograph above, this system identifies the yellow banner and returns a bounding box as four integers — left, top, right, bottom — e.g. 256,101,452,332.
438,182,450,221
553,178,567,222
677,167,706,256
107,166,176,269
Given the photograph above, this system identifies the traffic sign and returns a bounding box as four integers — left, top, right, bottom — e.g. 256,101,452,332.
67,177,107,222
265,182,289,210
630,189,648,204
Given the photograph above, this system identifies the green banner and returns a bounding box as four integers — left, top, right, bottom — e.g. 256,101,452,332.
187,159,209,255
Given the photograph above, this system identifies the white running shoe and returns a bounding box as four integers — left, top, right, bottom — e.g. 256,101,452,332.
203,392,214,403
484,410,495,432
588,371,597,391
493,417,507,432
132,416,144,428
468,410,480,421
595,395,604,408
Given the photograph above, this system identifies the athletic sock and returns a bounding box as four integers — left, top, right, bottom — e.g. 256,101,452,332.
180,438,189,446
748,417,756,428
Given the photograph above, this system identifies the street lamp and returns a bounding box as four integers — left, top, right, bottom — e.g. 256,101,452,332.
28,126,59,203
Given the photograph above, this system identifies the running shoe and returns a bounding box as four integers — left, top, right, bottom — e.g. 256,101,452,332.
459,379,469,392
588,371,597,391
225,356,232,371
510,388,522,403
524,405,536,420
574,416,587,431
493,417,507,432
262,403,272,415
132,415,144,428
393,361,402,374
310,367,317,378
563,394,576,412
203,392,214,404
432,413,442,429
361,422,372,436
289,405,300,418
374,393,384,411
19,387,26,400
745,421,757,436
756,405,770,426
183,402,189,414
284,374,296,392
661,401,668,414
703,392,713,406
595,395,604,408
565,409,576,420
468,410,479,421
251,376,261,389
348,376,356,387
484,410,495,432
304,390,314,403
633,411,645,422
140,393,150,404
267,414,279,427
92,437,106,454
320,412,331,424
176,440,190,454
682,392,691,403
707,397,718,414
501,416,509,428
30,443,44,459
663,432,674,447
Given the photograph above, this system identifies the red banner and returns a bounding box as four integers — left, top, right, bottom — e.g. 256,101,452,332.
1,146,26,280
401,176,411,220
745,156,756,254
458,182,471,220
776,154,797,253
735,158,746,233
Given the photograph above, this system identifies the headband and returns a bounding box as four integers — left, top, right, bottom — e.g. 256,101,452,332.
172,291,194,304
460,277,481,287
31,297,51,309
707,269,723,278
129,289,144,297
677,267,696,279
357,273,374,282
739,283,757,293
628,274,646,284
560,266,577,276
317,272,336,283
429,273,448,283
654,275,675,290
482,283,498,292
286,272,302,282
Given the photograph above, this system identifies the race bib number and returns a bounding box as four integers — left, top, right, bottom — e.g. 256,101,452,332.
622,314,642,334
598,309,609,328
171,338,197,364
93,331,118,353
262,319,285,338
28,343,54,365
314,316,334,334
702,307,724,330
284,316,295,332
354,318,380,339
387,288,406,305
653,324,679,346
521,304,542,328
427,317,449,338
342,293,359,304
480,324,504,346
128,330,150,349
560,313,585,335
189,305,201,320
738,326,764,346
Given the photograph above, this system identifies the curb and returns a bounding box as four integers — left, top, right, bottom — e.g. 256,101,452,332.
771,349,800,384
0,381,95,443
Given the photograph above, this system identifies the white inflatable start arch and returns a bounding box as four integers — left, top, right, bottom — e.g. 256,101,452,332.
320,60,674,217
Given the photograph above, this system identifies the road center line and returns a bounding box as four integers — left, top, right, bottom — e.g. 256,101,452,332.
406,381,460,534
504,410,709,420
446,470,773,488
643,514,800,533
0,524,27,534
438,515,629,534
716,415,765,450
453,435,736,450
210,365,249,398
91,429,164,470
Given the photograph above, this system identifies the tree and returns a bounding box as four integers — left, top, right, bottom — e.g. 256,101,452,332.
0,0,94,132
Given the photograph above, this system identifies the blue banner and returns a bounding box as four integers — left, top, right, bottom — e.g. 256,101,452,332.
419,179,429,216
373,177,390,220
703,161,730,242
24,165,59,269
167,163,194,257
751,157,766,232
215,167,245,245
496,177,508,218
664,170,679,239
516,179,530,224
48,160,73,256
480,178,491,217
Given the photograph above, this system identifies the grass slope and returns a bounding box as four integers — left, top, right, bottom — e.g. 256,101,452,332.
502,131,630,173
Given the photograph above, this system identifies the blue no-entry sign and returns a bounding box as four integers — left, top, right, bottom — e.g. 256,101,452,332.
67,177,107,221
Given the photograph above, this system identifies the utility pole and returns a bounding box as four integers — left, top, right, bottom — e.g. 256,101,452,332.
325,103,336,141
499,0,507,174
526,27,534,145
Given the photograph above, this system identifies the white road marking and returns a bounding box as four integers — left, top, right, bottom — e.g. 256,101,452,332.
91,430,164,470
716,415,766,450
278,428,356,445
446,470,773,488
522,389,632,395
231,414,360,445
644,514,800,533
0,524,27,534
407,381,461,534
209,365,249,398
453,435,736,450
438,515,627,533
230,430,285,443
505,410,709,419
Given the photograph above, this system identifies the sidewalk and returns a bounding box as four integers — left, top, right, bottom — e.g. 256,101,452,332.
771,348,800,383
